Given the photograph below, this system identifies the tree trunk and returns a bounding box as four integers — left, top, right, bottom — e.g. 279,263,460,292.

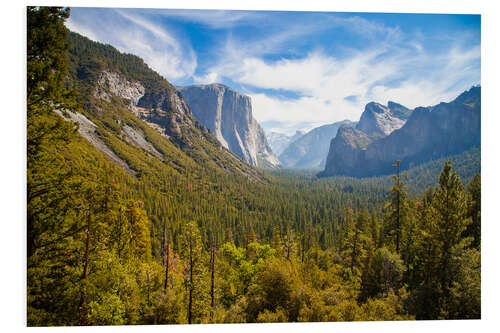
210,239,215,311
79,209,91,326
163,226,170,290
188,232,193,324
165,242,170,290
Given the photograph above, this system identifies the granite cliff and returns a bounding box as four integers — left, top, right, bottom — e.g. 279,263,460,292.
177,84,280,168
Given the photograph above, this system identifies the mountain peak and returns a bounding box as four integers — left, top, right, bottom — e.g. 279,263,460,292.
356,102,407,137
454,85,481,106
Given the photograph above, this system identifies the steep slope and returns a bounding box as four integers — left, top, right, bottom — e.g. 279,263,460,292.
356,101,411,138
279,120,356,169
66,32,265,182
177,84,280,168
320,86,481,177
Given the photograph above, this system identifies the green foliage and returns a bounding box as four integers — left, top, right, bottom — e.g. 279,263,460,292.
27,7,480,325
180,222,210,324
383,162,409,253
447,248,481,319
360,247,405,301
465,174,481,248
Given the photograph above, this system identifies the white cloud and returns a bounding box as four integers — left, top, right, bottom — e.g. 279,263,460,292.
193,72,219,84
65,20,100,42
251,93,361,133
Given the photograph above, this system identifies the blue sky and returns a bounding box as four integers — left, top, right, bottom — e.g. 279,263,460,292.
66,8,480,135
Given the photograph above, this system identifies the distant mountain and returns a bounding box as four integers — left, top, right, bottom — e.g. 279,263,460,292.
279,120,356,169
266,130,306,156
177,84,280,168
319,86,481,177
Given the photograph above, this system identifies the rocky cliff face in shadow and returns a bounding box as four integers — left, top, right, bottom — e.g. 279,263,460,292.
177,84,280,168
319,86,480,177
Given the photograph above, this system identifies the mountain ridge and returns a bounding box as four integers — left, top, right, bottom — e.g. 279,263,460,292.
320,86,481,177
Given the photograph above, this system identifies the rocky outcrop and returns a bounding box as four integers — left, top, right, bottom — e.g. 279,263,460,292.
177,84,280,168
356,102,411,138
279,120,356,169
319,86,481,178
321,126,373,176
94,70,145,105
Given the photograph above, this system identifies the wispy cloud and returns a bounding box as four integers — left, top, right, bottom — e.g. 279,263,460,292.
66,8,197,80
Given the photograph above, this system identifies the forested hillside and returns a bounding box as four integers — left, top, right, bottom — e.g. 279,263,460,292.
27,7,480,326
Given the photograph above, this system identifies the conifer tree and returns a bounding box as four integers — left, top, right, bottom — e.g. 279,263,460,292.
383,160,408,253
431,161,471,315
465,174,481,249
181,222,209,324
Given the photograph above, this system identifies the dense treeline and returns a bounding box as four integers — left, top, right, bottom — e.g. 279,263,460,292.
27,7,480,326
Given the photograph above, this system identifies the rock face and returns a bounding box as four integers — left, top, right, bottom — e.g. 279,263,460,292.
321,125,374,176
356,102,411,138
94,71,145,105
266,130,306,156
92,70,204,146
320,86,481,177
279,120,356,169
177,84,280,168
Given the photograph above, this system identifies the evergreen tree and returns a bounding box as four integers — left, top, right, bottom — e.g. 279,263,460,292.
431,161,471,317
383,160,408,253
180,222,209,323
465,174,481,249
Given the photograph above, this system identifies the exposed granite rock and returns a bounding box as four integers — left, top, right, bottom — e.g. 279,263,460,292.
319,86,481,178
321,126,373,176
279,120,356,169
94,71,145,105
177,84,280,168
356,102,410,138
